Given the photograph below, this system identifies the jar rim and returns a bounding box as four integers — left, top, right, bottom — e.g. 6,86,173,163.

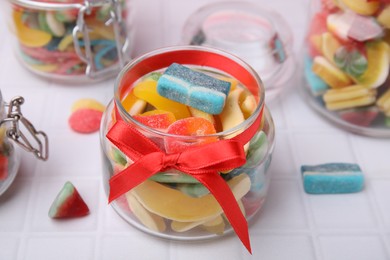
114,45,266,139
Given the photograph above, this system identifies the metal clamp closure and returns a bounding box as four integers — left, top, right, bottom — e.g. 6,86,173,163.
0,97,48,161
73,0,130,79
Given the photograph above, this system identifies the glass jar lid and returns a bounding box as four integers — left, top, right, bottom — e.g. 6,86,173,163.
182,1,296,101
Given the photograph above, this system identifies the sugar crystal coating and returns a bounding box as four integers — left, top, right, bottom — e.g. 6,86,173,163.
157,63,231,114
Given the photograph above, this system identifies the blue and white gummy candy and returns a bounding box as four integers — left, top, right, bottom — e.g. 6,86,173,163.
157,63,231,114
301,163,364,194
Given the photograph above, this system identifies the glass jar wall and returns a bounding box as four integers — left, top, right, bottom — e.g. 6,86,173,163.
6,0,133,83
302,0,390,137
99,46,275,243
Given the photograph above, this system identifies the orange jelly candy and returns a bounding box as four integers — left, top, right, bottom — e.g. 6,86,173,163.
133,110,176,130
165,117,218,153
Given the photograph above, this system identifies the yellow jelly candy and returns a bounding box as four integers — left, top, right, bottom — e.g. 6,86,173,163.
321,32,341,64
30,63,58,72
239,89,257,119
71,98,105,113
312,56,352,88
220,88,245,133
13,11,52,48
377,89,390,116
323,85,376,111
338,0,380,16
133,80,191,119
125,192,166,232
121,91,147,116
130,173,251,223
352,41,390,88
201,215,225,235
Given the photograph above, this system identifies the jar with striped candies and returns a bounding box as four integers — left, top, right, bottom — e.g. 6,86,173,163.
99,46,275,252
302,0,390,137
6,0,133,82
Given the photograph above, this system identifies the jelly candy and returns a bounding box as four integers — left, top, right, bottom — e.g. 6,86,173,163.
157,63,231,114
165,117,217,153
125,192,166,232
13,11,52,48
334,47,367,79
130,174,250,222
219,88,245,133
337,0,380,16
377,5,390,29
71,98,105,113
350,41,390,88
48,181,90,218
133,80,191,119
312,56,352,88
339,107,379,127
377,88,390,116
188,107,216,127
301,163,364,194
121,91,147,116
69,109,103,134
305,56,329,96
0,155,8,181
323,85,376,111
133,110,176,130
320,32,341,64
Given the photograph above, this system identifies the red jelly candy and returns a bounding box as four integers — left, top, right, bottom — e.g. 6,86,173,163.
0,155,8,181
165,117,218,153
133,110,176,130
68,108,103,134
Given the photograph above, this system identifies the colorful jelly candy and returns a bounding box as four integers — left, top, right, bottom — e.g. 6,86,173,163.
339,107,379,127
301,163,364,194
48,181,90,218
305,56,329,96
165,117,217,153
133,80,191,119
68,99,104,134
133,110,176,130
337,0,380,16
0,155,8,181
130,173,250,222
377,88,390,116
312,56,352,88
219,88,245,133
157,63,231,115
11,1,129,78
323,85,376,111
121,91,147,116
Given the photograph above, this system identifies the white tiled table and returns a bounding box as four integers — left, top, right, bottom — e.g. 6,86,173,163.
1,0,390,259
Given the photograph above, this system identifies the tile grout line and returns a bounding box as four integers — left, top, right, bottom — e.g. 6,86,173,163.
347,134,390,259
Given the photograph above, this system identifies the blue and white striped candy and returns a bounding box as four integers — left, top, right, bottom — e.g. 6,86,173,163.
157,63,231,115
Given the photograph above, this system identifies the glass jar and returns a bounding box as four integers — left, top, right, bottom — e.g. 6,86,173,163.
182,1,295,101
302,0,390,137
0,90,48,196
6,0,133,83
100,46,275,248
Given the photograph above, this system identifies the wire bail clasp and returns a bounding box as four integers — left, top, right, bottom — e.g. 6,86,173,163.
0,96,48,161
72,0,131,79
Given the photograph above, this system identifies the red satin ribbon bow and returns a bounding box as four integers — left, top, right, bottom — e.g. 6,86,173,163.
107,105,264,254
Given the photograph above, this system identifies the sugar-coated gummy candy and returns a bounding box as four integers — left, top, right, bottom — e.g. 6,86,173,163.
71,98,106,113
0,155,8,181
133,110,176,130
157,63,231,115
69,109,103,134
301,163,364,194
48,181,90,218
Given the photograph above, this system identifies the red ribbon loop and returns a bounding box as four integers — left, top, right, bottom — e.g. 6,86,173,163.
106,105,264,254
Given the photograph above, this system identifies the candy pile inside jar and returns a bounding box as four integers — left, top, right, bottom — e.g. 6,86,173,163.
304,0,390,128
11,0,128,78
0,126,11,182
108,63,270,235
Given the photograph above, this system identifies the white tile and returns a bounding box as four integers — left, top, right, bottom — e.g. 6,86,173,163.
171,235,243,260
23,235,95,260
269,131,296,178
319,235,389,260
308,193,377,229
250,179,308,230
371,180,390,228
37,131,102,177
29,179,99,232
99,234,170,260
244,235,316,260
352,136,390,177
293,132,355,166
0,180,31,231
0,235,19,260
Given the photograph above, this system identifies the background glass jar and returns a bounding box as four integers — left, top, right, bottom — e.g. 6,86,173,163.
0,90,48,196
301,0,390,137
6,0,133,83
100,46,275,242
